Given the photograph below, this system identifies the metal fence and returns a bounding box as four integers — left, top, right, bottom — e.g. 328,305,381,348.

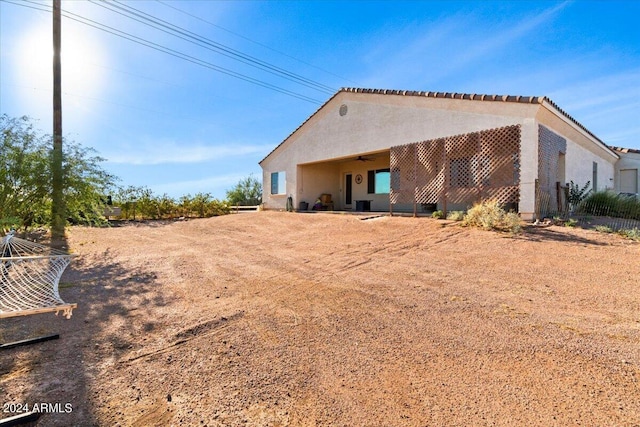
575,194,640,232
536,185,640,232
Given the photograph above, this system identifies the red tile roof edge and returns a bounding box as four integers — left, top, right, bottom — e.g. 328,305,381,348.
609,146,640,154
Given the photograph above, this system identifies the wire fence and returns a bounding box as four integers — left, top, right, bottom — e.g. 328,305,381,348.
536,183,640,232
575,193,640,232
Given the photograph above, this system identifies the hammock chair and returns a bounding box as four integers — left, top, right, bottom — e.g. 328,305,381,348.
0,232,77,320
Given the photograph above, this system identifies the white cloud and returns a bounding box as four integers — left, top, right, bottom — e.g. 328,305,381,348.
541,68,640,148
547,69,640,112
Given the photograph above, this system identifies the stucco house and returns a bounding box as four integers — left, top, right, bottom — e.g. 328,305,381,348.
260,87,627,220
611,146,640,195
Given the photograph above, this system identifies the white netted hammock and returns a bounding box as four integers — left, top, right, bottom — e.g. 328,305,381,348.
0,232,77,319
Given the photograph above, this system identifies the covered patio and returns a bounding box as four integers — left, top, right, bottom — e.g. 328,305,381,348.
295,124,521,216
296,149,393,213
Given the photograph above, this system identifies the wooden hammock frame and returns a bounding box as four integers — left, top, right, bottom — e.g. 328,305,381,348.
0,303,78,319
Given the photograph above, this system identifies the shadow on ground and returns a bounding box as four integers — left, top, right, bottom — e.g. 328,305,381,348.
0,249,166,426
519,225,609,246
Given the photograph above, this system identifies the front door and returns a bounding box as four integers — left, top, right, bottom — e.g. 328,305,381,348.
345,173,353,207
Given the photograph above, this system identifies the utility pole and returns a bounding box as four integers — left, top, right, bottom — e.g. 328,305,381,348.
51,0,65,246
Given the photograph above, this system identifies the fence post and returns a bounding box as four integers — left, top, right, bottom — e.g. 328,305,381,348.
534,179,540,220
442,146,448,216
413,147,417,217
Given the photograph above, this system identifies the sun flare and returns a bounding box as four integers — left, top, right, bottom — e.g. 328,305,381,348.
17,21,107,105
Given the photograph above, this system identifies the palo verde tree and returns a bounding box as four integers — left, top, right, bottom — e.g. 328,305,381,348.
0,115,116,232
225,174,262,206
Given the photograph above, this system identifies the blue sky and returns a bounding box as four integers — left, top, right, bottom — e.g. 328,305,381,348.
1,0,639,200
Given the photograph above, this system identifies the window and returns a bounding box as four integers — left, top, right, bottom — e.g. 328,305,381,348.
367,168,390,194
270,171,286,195
592,162,598,192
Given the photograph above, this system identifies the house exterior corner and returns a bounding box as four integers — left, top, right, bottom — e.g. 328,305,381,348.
260,88,621,220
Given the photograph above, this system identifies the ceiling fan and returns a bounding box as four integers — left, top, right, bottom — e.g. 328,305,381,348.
355,155,374,162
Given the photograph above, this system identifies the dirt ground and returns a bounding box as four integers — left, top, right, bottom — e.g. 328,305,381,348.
1,211,639,426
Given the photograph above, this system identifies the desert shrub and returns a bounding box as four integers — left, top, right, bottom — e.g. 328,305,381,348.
594,225,613,233
504,212,522,233
111,187,229,220
564,218,578,228
176,193,229,218
620,228,640,241
462,199,521,233
431,210,445,219
205,199,230,217
616,195,640,220
446,211,465,221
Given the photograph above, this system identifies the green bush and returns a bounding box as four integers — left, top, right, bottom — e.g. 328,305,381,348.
226,174,262,206
431,210,445,219
462,200,521,233
564,218,579,228
568,180,591,210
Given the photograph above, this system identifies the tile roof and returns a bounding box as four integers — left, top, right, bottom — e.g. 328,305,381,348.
260,87,613,164
610,146,640,154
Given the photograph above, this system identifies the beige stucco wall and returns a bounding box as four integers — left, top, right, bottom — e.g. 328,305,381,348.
564,140,615,192
519,118,539,220
298,162,340,209
262,168,293,211
535,104,617,194
614,151,640,193
262,92,540,211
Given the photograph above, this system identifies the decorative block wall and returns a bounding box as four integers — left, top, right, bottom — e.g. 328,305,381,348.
537,125,567,216
390,125,521,212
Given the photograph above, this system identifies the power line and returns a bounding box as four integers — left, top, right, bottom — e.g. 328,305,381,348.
155,0,360,86
3,82,178,117
91,0,336,95
5,0,327,104
2,0,47,13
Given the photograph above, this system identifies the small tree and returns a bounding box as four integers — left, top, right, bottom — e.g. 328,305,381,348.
568,180,591,212
226,174,262,206
0,115,116,231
